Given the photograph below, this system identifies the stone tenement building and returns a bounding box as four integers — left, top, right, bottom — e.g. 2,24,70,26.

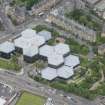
98,44,105,55
82,0,101,8
31,0,61,15
47,15,96,42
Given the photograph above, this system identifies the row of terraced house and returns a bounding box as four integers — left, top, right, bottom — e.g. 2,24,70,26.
46,15,96,42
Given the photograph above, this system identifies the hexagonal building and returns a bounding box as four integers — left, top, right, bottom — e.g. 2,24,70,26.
38,30,52,41
54,43,70,57
57,66,74,79
41,67,57,81
14,37,29,53
65,55,80,68
0,41,15,59
48,53,64,69
23,46,38,63
21,29,37,38
39,45,54,60
14,29,45,53
14,29,46,62
34,35,45,47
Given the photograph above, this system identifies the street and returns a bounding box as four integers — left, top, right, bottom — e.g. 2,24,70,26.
0,67,98,105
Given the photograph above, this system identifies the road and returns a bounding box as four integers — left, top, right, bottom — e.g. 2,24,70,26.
0,67,97,105
0,6,15,32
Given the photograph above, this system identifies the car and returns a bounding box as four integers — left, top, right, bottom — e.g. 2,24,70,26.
66,96,72,100
38,12,44,16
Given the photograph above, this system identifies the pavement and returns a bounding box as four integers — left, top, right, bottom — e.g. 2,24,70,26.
0,66,98,105
0,6,15,32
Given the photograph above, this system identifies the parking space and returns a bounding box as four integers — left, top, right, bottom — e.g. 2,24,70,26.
0,82,16,105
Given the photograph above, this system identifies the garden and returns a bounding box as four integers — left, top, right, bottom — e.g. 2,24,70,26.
0,54,21,71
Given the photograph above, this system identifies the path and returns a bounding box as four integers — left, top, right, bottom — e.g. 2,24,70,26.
90,70,104,91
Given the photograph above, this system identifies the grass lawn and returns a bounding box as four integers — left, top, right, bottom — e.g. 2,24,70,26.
16,92,45,105
0,55,21,71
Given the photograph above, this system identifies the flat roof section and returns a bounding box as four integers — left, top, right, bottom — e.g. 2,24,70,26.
14,37,32,49
35,35,45,47
54,43,70,56
57,66,74,79
41,67,57,80
23,46,38,57
39,45,54,58
0,41,15,53
48,53,64,67
21,29,37,39
65,55,80,68
38,30,52,41
14,34,45,50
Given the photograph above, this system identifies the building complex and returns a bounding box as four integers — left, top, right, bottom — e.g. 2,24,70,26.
0,29,80,81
